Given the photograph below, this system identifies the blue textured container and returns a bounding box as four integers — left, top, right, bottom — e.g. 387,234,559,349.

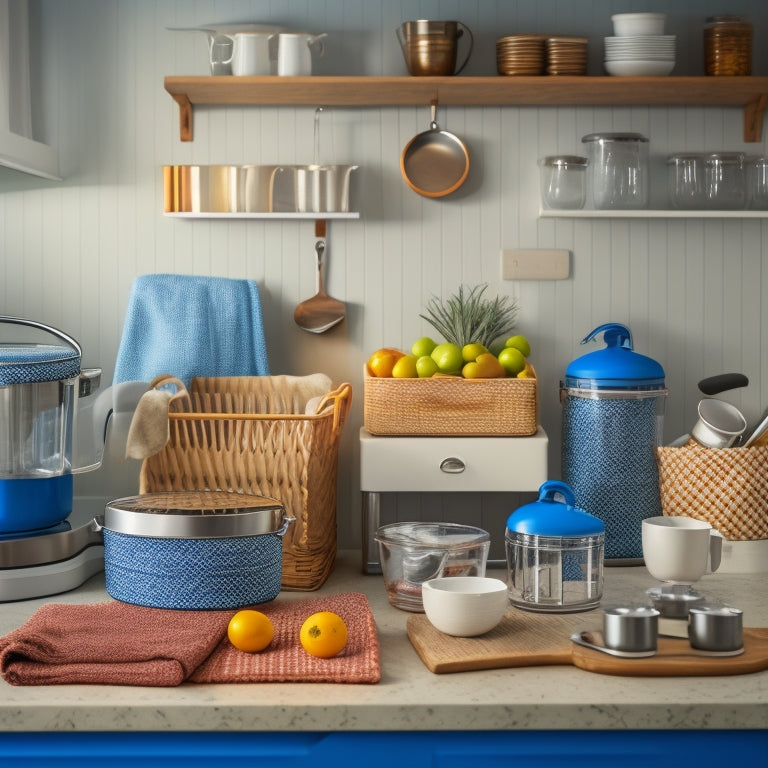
102,491,293,610
561,324,667,562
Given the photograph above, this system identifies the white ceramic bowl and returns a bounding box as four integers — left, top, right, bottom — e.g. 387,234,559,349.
421,576,509,637
604,59,675,77
612,13,666,37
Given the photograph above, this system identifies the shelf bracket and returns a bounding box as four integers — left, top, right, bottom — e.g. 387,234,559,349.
172,93,193,142
744,93,768,143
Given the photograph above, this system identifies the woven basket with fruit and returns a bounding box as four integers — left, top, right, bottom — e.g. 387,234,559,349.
364,285,538,436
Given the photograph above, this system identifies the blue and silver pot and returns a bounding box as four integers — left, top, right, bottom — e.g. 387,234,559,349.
100,491,295,610
0,317,108,535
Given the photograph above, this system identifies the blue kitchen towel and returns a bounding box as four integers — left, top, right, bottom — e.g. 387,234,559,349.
113,274,269,386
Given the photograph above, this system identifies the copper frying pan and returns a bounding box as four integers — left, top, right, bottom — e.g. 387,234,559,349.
400,101,470,198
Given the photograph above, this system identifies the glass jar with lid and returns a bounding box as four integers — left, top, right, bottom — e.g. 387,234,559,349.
704,15,752,76
581,132,649,209
538,155,587,209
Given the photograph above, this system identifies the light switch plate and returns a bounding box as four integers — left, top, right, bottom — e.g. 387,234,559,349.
501,249,570,280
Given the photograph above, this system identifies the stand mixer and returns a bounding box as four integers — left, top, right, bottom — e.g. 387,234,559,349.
641,515,724,622
0,317,145,601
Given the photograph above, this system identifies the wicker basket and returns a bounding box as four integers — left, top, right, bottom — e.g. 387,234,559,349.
363,366,537,436
139,376,352,591
656,442,768,540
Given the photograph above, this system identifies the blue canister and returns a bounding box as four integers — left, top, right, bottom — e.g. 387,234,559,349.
102,491,294,610
505,481,605,613
560,323,667,561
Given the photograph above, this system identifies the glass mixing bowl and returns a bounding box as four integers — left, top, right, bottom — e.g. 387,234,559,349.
374,522,491,612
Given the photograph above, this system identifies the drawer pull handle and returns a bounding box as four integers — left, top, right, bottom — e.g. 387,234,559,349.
440,457,465,474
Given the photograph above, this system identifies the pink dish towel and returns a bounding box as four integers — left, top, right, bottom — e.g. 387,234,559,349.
0,592,380,687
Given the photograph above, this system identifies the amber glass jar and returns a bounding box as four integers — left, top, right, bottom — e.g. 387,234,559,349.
704,15,752,75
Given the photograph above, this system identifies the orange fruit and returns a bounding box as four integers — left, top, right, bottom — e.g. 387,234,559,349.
227,610,274,653
299,611,348,658
367,347,405,378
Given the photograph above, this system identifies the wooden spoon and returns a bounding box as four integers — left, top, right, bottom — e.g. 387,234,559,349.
294,222,346,334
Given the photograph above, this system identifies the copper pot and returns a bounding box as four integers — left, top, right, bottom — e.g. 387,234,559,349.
397,20,473,76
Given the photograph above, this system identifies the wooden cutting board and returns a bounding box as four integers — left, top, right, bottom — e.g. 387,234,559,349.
407,610,768,676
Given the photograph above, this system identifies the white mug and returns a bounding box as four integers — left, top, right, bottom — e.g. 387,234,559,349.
227,32,275,76
642,516,723,584
277,33,326,76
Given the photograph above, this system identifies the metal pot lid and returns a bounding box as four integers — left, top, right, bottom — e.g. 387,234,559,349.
0,343,81,385
506,481,604,538
564,323,665,390
104,491,286,539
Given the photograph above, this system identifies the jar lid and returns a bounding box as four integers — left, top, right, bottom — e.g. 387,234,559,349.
705,15,749,26
103,491,287,539
666,153,705,164
705,152,745,166
539,155,588,167
564,323,665,389
506,481,604,538
581,132,649,144
0,343,81,385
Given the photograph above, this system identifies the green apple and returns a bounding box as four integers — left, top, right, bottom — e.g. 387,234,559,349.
411,336,437,358
504,334,531,358
498,346,526,375
416,355,439,378
430,342,463,374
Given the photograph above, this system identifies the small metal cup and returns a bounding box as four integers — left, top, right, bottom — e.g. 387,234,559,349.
688,605,743,652
603,606,660,652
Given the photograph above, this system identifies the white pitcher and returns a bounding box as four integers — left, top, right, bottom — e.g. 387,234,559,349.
224,32,277,76
277,33,327,76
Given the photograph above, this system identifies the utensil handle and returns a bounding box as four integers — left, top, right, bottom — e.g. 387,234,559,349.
698,373,749,395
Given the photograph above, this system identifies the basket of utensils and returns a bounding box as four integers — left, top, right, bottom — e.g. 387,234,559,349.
656,441,768,540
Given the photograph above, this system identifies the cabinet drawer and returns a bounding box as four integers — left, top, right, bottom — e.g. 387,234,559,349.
360,427,548,493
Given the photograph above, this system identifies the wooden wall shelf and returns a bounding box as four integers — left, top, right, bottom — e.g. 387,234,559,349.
164,75,768,143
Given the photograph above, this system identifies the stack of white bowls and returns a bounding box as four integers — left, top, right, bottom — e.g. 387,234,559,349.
604,13,675,76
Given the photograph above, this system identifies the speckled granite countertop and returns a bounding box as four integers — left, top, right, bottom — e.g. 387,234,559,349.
1,550,766,733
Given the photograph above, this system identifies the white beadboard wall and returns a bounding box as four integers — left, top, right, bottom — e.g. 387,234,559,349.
1,0,767,556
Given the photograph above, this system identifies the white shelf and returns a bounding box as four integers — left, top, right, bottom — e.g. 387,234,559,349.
540,208,768,219
163,212,360,220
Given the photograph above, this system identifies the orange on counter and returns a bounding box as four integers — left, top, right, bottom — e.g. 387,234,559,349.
300,611,348,658
227,610,274,653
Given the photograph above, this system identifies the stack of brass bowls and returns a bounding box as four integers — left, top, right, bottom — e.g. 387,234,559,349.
704,15,752,75
545,36,588,75
496,35,546,75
